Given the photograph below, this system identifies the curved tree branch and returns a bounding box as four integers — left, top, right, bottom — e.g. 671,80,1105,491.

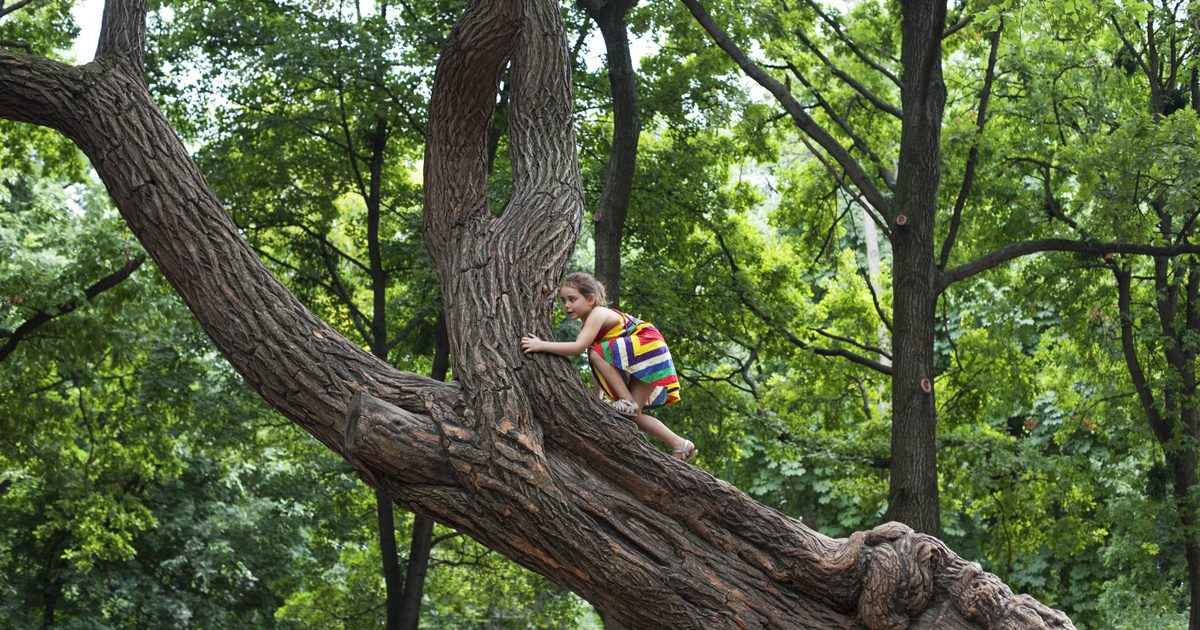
941,15,972,39
1114,265,1172,444
421,0,519,256
496,0,583,252
811,327,892,361
940,239,1200,291
0,255,145,362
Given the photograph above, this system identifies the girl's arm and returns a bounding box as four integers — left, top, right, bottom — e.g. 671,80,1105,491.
521,307,612,356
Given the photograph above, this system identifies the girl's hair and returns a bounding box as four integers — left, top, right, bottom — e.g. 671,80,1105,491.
562,272,608,306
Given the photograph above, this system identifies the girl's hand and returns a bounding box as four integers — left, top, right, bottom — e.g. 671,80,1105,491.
520,334,543,354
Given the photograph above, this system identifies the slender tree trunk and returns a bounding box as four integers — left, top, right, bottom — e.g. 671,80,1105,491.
374,490,403,629
0,1,1074,627
581,0,640,308
397,317,450,630
361,117,406,630
1116,254,1200,629
1170,451,1200,630
885,0,948,536
1176,261,1200,630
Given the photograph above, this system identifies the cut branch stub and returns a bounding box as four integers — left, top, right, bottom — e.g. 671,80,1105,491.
344,391,458,487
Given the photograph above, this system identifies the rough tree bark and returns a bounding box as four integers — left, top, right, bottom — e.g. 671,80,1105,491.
579,0,640,309
0,0,1075,627
885,0,947,536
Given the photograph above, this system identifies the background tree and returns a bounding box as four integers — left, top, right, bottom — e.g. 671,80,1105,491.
679,0,1200,538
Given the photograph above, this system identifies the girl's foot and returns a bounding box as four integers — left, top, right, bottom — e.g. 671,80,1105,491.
606,398,639,417
673,440,697,463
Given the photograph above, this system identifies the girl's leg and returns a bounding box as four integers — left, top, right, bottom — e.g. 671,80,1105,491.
589,348,635,401
628,380,690,453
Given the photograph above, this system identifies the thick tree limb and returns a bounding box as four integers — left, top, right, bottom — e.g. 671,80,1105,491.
939,240,1200,291
0,255,145,362
0,51,77,129
345,391,459,487
680,0,891,216
496,0,583,254
937,22,1001,270
421,0,519,255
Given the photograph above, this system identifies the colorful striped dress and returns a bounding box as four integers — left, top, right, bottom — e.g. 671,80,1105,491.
590,309,681,409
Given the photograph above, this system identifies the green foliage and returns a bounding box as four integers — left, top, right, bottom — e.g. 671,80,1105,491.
0,0,77,58
5,0,1200,626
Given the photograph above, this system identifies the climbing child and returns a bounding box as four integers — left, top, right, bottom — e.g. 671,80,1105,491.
520,272,696,462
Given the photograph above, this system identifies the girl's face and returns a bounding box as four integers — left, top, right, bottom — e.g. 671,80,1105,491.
559,285,595,321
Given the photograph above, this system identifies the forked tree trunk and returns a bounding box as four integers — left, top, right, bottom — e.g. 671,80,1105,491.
0,0,1073,627
1116,257,1200,630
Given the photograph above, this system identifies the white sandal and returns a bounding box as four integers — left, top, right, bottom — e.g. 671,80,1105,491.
673,440,697,463
606,398,639,417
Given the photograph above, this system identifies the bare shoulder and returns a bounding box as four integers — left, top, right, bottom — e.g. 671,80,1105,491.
588,306,620,329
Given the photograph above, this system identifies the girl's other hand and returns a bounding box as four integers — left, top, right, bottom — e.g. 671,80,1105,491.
520,334,542,354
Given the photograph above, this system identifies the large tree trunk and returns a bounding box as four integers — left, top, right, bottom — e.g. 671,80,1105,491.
581,0,640,308
0,0,1073,627
885,0,948,536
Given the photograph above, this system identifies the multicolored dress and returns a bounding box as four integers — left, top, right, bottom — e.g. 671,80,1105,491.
590,309,681,409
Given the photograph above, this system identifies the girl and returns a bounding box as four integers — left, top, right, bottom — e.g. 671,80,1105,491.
520,272,697,462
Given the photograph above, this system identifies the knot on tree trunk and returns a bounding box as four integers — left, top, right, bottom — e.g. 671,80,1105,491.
844,522,1074,630
854,522,935,630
